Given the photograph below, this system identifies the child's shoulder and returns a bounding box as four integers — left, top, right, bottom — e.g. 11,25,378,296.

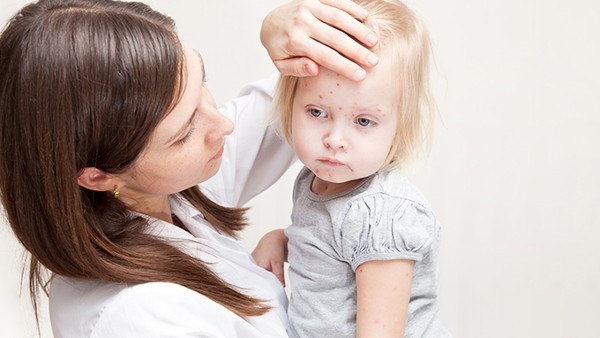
355,170,432,210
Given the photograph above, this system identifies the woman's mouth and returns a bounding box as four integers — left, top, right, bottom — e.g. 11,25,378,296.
210,145,224,160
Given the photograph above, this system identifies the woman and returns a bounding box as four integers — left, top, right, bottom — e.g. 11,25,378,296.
0,0,378,336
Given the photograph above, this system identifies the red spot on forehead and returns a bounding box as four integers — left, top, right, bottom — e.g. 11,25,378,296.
319,95,323,99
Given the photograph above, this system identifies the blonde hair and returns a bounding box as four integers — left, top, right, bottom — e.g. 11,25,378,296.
274,0,433,170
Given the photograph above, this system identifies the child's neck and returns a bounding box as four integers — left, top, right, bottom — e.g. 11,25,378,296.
311,176,364,196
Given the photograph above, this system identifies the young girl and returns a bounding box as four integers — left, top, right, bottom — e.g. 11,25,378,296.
253,0,451,336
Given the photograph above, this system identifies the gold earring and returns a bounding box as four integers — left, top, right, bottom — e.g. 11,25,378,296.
112,185,120,199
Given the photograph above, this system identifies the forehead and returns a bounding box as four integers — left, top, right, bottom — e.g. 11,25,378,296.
151,45,203,142
183,45,204,82
166,45,203,115
296,60,398,108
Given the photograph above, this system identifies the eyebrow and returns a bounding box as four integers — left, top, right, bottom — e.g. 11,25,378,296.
353,105,387,116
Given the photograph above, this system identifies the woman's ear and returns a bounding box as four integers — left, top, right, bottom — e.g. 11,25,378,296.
77,167,115,192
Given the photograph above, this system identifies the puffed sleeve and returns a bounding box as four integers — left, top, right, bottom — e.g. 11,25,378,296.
340,194,437,271
90,282,273,338
201,73,296,208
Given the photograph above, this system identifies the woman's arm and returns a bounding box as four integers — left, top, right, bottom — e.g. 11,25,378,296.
355,259,415,338
261,0,379,80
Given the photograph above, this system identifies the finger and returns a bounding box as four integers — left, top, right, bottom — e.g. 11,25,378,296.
273,57,319,77
271,261,286,287
287,34,368,81
313,0,378,48
319,0,369,21
306,19,379,68
253,259,270,270
275,271,286,288
251,250,271,270
292,8,378,78
312,46,368,81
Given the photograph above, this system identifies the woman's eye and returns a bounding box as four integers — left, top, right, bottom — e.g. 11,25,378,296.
177,126,195,145
308,108,327,118
356,118,375,127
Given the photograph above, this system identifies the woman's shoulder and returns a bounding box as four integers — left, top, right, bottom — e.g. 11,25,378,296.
50,277,263,338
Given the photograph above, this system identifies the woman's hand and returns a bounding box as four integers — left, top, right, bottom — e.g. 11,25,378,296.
252,229,289,286
261,0,379,81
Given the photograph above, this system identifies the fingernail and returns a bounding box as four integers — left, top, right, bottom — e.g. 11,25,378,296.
304,63,316,76
367,54,379,66
358,8,369,18
367,33,378,46
353,68,366,81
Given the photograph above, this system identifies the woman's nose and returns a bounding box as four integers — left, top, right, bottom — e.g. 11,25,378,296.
218,111,234,136
204,85,233,137
204,108,233,144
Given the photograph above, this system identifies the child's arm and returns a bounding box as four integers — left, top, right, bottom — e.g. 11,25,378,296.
251,229,289,286
355,259,414,338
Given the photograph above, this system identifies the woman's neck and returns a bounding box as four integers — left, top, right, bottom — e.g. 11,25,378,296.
122,194,173,223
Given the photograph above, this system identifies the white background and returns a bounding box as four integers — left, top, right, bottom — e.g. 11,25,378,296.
1,1,599,337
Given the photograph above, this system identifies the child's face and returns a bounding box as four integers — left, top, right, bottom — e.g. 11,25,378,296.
291,60,398,184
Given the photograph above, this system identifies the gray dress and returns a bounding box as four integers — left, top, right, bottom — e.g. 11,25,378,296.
286,167,451,337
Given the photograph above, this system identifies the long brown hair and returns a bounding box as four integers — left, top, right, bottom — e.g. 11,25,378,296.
0,0,268,319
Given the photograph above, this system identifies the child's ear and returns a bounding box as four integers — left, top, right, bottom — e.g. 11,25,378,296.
76,167,115,192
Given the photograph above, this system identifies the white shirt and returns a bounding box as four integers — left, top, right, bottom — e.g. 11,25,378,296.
49,74,295,338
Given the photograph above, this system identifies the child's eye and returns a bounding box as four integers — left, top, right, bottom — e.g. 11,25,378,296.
308,108,327,118
356,117,375,127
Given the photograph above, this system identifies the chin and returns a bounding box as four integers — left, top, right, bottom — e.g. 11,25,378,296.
198,167,220,184
313,171,350,184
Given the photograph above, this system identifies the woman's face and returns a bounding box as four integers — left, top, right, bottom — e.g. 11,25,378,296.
116,45,233,204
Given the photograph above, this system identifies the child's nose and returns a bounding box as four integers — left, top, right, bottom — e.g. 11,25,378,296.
323,128,347,150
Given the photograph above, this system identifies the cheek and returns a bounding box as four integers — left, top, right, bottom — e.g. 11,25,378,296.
291,130,309,158
185,143,210,173
377,134,396,164
164,142,208,181
126,155,174,192
291,119,316,161
356,131,395,166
